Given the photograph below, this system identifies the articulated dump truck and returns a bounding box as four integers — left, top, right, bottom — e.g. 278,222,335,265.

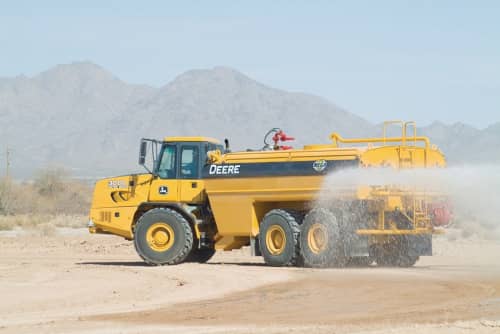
88,121,449,267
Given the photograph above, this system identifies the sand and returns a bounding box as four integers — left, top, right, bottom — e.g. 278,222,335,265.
1,228,499,333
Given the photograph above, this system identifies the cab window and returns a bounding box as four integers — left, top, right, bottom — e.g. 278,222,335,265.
180,146,199,179
157,145,176,179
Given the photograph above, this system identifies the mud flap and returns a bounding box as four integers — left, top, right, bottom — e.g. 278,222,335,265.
344,235,369,257
407,235,432,257
251,237,262,256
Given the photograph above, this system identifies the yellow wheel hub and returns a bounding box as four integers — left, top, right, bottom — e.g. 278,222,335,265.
308,223,328,254
266,225,287,255
146,222,175,252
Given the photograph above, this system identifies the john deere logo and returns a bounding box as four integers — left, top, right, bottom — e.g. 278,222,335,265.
313,160,327,172
158,186,168,195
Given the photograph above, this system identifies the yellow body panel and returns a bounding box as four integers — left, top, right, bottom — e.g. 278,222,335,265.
216,145,445,168
89,174,152,238
360,146,446,168
89,173,205,239
214,148,360,163
164,136,220,144
206,176,322,238
178,179,206,203
148,178,179,202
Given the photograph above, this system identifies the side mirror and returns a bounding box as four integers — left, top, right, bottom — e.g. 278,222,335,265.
139,141,147,165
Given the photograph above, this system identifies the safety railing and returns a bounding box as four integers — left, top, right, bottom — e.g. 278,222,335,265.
329,120,430,150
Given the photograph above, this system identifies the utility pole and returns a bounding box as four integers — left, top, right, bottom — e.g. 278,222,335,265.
5,147,10,180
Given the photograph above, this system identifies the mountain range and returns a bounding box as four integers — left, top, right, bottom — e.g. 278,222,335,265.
0,62,498,178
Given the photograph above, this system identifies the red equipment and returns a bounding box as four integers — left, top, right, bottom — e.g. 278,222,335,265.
430,201,453,227
272,130,295,150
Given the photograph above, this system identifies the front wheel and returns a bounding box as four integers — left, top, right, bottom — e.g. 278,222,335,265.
133,208,194,265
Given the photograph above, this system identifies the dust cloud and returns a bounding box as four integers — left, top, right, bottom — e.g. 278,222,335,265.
317,165,500,239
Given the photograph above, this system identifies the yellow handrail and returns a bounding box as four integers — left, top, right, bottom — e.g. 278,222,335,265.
329,133,431,150
404,121,417,147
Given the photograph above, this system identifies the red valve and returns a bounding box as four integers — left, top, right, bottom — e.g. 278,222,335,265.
272,130,295,144
264,128,295,150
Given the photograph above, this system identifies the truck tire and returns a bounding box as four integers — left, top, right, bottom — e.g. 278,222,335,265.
347,256,373,267
185,248,216,263
299,208,346,268
397,255,419,267
376,253,418,267
374,236,419,267
133,208,193,265
259,209,301,267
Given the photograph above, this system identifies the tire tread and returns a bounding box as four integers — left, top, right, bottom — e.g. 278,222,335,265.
259,209,302,267
134,207,193,265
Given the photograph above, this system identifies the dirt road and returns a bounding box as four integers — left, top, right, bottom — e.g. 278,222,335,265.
1,229,499,333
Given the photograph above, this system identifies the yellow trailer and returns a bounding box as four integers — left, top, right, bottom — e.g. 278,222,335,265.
88,121,447,267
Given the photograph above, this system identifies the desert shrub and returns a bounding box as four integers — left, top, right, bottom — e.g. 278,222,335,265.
0,168,92,230
0,214,87,231
33,167,69,196
0,178,13,214
0,214,43,230
0,217,15,230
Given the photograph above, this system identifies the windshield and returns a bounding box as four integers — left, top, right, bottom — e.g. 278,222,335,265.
157,145,176,179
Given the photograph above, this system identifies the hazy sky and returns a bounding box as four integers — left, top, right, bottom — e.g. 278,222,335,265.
1,1,499,127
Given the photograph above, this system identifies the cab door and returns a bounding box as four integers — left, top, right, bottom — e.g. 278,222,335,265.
149,144,180,202
178,143,205,204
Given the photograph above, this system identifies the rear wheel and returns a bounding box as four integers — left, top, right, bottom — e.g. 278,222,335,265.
259,209,301,267
299,208,346,268
374,236,419,267
134,208,193,265
397,254,419,267
347,256,373,267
